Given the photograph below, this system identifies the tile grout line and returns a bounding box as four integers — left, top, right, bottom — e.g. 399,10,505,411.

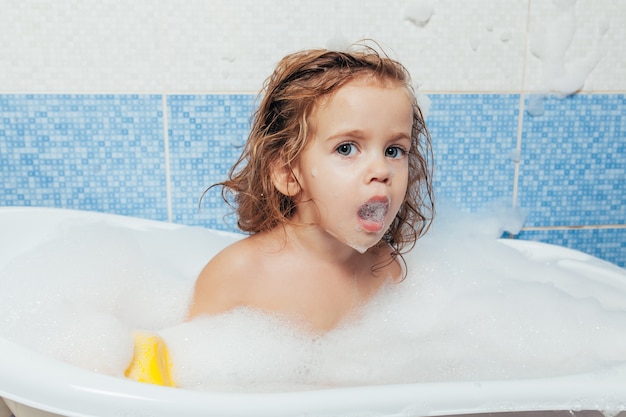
162,94,173,223
522,224,626,231
512,95,524,209
512,0,532,211
158,2,173,223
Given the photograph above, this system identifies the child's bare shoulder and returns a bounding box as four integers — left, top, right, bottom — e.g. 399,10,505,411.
205,236,261,275
188,236,262,318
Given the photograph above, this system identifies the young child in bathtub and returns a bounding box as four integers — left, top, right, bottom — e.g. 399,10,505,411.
126,43,434,386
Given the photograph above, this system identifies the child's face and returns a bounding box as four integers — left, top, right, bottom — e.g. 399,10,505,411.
292,78,413,253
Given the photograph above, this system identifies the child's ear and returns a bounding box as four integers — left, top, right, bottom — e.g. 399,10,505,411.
271,162,301,197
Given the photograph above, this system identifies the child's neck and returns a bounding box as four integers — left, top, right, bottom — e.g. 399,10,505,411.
282,222,372,266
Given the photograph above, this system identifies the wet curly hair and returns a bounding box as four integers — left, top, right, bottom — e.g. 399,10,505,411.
205,44,434,257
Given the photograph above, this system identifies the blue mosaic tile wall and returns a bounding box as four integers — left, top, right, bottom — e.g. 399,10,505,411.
0,95,168,220
428,94,519,211
0,93,624,267
519,94,626,227
167,94,254,230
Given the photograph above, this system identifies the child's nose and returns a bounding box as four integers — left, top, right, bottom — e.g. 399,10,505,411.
365,154,392,184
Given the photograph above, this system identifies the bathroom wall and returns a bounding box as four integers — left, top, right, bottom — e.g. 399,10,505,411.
0,0,624,267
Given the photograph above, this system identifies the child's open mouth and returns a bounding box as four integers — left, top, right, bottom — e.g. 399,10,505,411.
357,198,389,233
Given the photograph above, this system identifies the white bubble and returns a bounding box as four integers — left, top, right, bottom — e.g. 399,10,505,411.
469,35,481,52
404,1,435,27
526,94,546,117
529,0,606,96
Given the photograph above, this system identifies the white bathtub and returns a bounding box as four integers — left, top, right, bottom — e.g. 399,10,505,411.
1,206,625,417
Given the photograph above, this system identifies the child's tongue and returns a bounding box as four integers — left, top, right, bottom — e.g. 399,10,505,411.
357,201,388,233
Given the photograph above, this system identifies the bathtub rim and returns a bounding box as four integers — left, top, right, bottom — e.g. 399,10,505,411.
0,205,622,268
0,205,622,258
0,205,243,235
1,334,626,417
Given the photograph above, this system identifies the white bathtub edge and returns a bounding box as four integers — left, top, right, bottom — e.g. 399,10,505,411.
1,335,626,417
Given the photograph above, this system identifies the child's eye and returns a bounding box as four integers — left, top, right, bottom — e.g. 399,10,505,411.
336,143,357,156
385,146,407,159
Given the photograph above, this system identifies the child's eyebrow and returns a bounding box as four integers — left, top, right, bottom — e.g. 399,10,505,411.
390,132,412,141
325,130,411,142
324,129,366,141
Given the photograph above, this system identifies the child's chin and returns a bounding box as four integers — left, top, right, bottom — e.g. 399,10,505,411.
342,233,384,254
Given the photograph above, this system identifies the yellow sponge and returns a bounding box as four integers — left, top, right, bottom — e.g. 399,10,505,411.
125,331,175,387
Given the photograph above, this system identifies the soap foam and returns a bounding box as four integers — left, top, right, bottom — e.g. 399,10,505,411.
1,207,625,390
529,0,607,97
0,221,196,376
357,201,387,224
403,1,435,27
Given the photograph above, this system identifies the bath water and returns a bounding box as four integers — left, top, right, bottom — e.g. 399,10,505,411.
1,206,625,392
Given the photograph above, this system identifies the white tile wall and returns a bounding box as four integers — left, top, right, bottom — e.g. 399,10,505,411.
1,0,623,94
160,0,529,93
0,0,163,93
